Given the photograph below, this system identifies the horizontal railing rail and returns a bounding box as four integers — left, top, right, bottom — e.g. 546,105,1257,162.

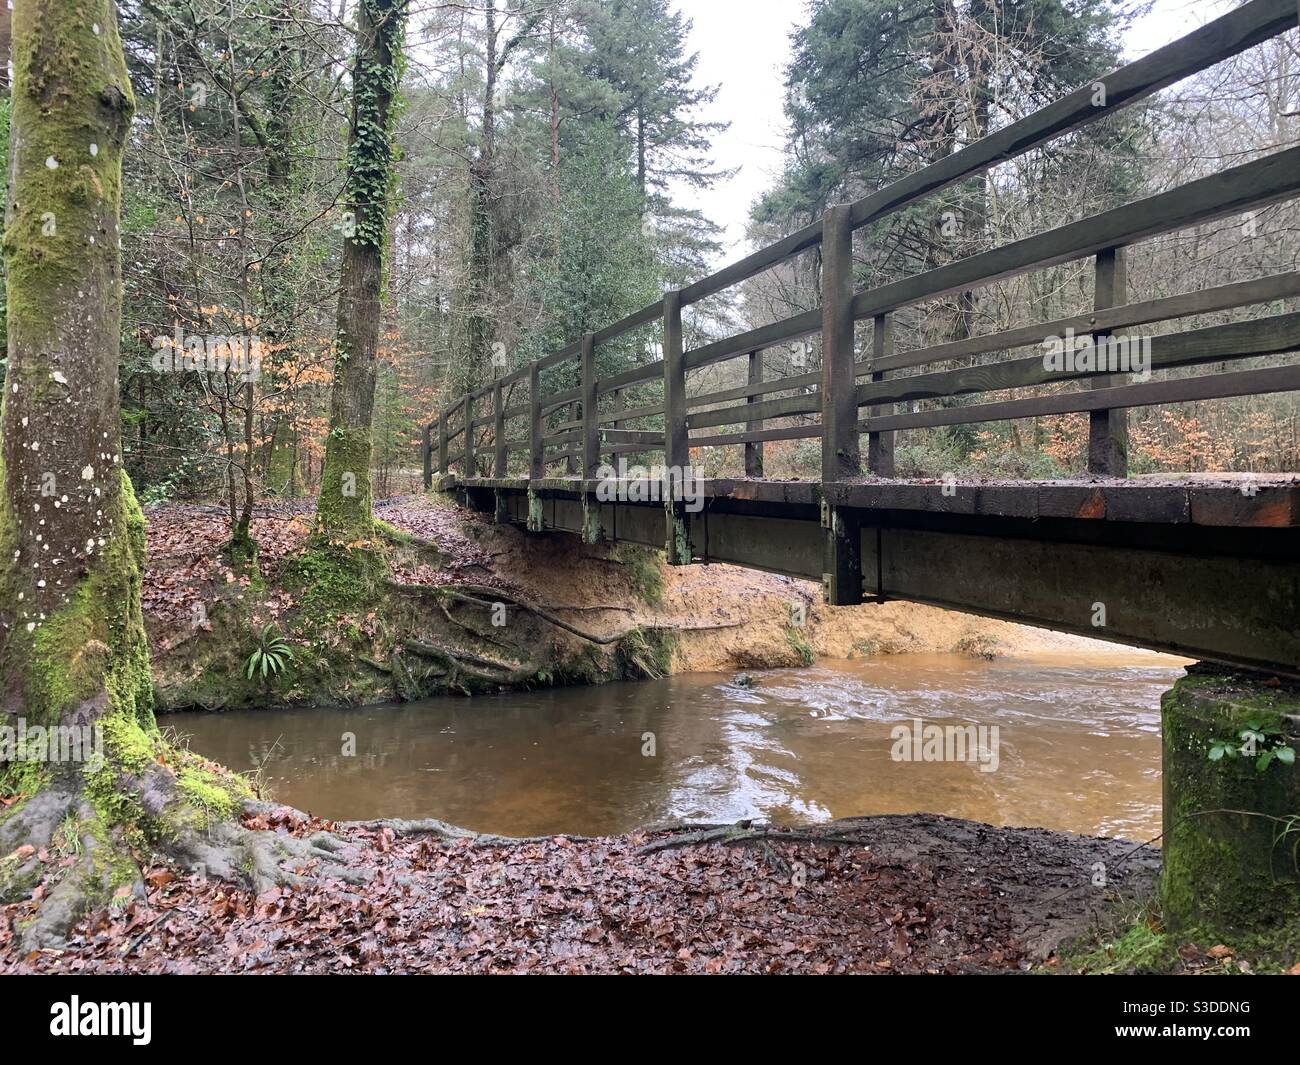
426,0,1300,500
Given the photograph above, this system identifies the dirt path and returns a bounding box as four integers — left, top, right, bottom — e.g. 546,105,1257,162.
1,810,1157,974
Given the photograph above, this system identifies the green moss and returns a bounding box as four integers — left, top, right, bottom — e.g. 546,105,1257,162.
100,710,159,774
82,755,151,849
1161,669,1300,936
315,426,375,540
0,850,42,905
175,762,249,827
2,3,135,333
615,627,675,680
612,544,664,606
5,471,154,732
1052,902,1300,976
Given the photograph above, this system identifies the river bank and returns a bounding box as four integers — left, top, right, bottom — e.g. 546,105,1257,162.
144,494,1126,713
1,808,1159,974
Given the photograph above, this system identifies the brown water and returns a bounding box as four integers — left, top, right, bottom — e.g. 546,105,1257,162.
178,652,1180,841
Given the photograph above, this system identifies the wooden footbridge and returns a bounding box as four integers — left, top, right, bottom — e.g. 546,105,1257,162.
425,0,1300,678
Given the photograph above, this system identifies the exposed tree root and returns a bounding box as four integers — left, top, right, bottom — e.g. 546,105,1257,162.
632,817,911,855
3,770,370,953
341,816,595,848
388,581,629,645
399,638,539,690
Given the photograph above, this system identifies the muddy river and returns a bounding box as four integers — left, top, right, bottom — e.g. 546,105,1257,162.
179,651,1182,840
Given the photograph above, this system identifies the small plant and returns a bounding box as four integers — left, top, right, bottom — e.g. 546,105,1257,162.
245,624,294,682
58,814,81,857
786,625,814,667
1207,720,1296,772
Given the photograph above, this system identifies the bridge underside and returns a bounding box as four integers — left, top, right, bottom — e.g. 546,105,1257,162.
444,475,1300,679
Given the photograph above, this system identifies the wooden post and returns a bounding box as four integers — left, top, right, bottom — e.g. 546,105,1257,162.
609,388,625,467
745,349,764,478
867,314,896,477
493,379,507,477
437,410,448,476
462,394,475,477
820,204,864,605
1088,246,1129,477
528,361,544,481
663,289,690,564
580,331,599,478
820,203,860,482
422,423,433,488
564,401,579,476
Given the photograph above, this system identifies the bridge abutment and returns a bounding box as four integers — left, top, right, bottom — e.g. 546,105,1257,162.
1161,667,1300,936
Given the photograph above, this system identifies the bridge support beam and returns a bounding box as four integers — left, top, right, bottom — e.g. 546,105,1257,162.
526,488,544,533
821,500,863,606
663,290,691,565
1161,668,1300,937
582,494,603,545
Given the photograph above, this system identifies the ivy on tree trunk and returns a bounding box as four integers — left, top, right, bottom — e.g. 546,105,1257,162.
316,0,407,542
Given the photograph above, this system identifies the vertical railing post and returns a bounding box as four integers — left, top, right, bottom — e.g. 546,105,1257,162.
527,361,544,531
580,332,599,478
422,423,433,489
820,203,863,605
462,394,475,477
609,387,625,467
437,409,448,476
528,362,543,480
820,203,860,482
867,314,896,477
493,379,507,477
564,400,579,476
745,349,764,478
1088,246,1128,477
579,331,602,542
662,289,690,564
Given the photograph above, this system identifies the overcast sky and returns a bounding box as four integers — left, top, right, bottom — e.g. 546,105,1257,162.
674,0,1230,266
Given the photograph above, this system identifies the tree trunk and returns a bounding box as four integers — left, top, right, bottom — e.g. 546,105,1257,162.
315,0,406,540
0,0,147,741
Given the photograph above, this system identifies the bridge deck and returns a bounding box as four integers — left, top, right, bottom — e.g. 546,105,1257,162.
445,476,1300,678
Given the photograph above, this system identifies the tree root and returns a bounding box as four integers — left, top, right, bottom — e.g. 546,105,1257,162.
341,816,595,848
633,818,893,856
4,773,371,953
399,638,539,689
387,581,630,645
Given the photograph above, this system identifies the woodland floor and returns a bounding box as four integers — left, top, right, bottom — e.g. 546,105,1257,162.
1,811,1161,974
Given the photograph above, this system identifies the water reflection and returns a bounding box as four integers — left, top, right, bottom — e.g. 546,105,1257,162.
179,652,1179,841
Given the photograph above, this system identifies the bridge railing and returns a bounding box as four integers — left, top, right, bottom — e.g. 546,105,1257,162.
427,0,1300,488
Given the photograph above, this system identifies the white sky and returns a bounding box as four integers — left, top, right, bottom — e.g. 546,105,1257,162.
675,0,1232,267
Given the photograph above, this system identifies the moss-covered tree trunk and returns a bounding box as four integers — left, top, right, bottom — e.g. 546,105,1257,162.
315,0,406,541
0,2,357,949
0,0,147,765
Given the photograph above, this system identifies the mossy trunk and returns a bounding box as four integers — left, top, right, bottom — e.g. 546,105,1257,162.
1161,668,1300,936
0,0,149,760
315,0,405,542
